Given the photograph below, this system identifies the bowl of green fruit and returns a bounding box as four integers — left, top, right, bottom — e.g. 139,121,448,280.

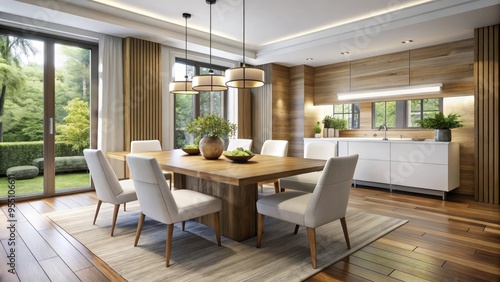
224,147,255,162
182,144,200,155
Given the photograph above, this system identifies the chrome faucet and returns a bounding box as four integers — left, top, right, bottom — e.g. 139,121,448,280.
379,124,388,140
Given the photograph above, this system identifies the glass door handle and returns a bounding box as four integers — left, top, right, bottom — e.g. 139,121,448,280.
49,117,54,135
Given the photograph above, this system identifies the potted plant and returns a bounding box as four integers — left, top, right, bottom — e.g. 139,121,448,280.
322,115,334,137
331,117,348,137
416,112,463,142
313,121,322,138
186,114,236,159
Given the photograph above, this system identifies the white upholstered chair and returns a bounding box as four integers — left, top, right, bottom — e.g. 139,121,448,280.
280,141,337,193
83,149,137,236
256,154,359,269
227,138,253,151
126,154,222,267
130,140,173,188
258,140,289,193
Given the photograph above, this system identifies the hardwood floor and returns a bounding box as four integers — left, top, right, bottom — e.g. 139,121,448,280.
1,186,499,281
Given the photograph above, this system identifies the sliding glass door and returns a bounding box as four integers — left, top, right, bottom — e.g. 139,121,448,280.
0,27,97,200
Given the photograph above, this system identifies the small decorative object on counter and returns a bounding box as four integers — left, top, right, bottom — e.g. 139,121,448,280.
313,121,322,138
322,115,334,137
416,112,463,142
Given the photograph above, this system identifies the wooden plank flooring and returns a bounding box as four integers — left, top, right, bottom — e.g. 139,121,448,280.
1,187,499,281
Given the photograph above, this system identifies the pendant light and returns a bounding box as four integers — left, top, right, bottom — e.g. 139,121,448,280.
225,0,264,88
169,13,199,94
192,0,228,92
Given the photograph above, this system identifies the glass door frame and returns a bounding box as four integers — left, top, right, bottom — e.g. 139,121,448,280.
0,26,98,200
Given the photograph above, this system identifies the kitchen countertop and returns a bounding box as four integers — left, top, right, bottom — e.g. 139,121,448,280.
305,137,454,144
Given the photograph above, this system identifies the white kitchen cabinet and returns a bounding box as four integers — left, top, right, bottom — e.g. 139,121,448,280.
338,141,348,156
390,142,459,193
303,138,460,199
348,141,391,184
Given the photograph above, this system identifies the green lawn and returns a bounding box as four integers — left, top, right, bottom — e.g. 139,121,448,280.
0,172,90,198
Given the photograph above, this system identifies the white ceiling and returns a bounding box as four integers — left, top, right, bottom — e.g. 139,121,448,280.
1,0,499,67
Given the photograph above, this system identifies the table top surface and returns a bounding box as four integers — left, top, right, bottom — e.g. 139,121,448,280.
107,149,326,186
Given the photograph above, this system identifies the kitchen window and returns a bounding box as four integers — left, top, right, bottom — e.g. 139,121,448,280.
372,98,442,129
333,103,360,129
173,58,227,149
407,98,442,127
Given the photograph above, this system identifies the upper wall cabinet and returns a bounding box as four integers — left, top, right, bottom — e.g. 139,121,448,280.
351,51,409,92
410,39,474,95
314,39,474,105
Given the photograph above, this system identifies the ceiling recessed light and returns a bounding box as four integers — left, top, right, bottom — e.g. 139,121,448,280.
341,52,349,55
402,40,413,44
306,57,313,61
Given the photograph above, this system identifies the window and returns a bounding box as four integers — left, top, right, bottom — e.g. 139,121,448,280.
174,58,227,148
407,99,441,127
372,98,442,129
373,101,397,128
333,104,360,129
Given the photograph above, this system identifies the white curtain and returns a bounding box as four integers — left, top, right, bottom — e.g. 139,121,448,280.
98,34,125,178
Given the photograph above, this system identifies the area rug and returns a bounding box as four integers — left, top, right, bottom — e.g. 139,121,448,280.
46,201,407,281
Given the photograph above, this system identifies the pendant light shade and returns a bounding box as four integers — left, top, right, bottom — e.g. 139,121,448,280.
225,0,264,89
169,13,199,94
192,0,227,92
225,66,264,88
169,81,198,94
192,73,228,91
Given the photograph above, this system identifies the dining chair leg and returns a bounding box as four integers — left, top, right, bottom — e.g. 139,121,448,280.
213,212,221,246
110,204,120,236
93,200,102,225
306,227,317,269
256,213,265,248
294,224,300,234
340,217,351,249
168,173,173,190
273,180,280,193
134,212,145,247
166,224,174,267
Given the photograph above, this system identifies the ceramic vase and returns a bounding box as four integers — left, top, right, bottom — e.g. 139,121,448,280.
199,136,224,159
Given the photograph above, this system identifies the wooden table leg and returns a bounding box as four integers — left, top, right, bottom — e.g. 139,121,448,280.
175,174,258,242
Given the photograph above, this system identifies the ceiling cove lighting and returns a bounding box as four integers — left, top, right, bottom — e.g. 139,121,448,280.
225,0,264,89
337,83,442,101
169,13,199,94
192,0,228,92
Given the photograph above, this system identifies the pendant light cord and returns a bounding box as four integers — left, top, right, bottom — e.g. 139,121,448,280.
209,1,213,74
184,14,189,80
242,0,246,67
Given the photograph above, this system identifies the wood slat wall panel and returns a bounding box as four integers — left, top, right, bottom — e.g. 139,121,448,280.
288,65,318,158
304,66,319,141
474,25,499,204
122,37,162,151
271,64,290,143
237,89,252,139
252,64,273,153
289,65,305,157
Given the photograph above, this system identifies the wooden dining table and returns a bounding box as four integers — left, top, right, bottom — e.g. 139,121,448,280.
107,149,326,242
